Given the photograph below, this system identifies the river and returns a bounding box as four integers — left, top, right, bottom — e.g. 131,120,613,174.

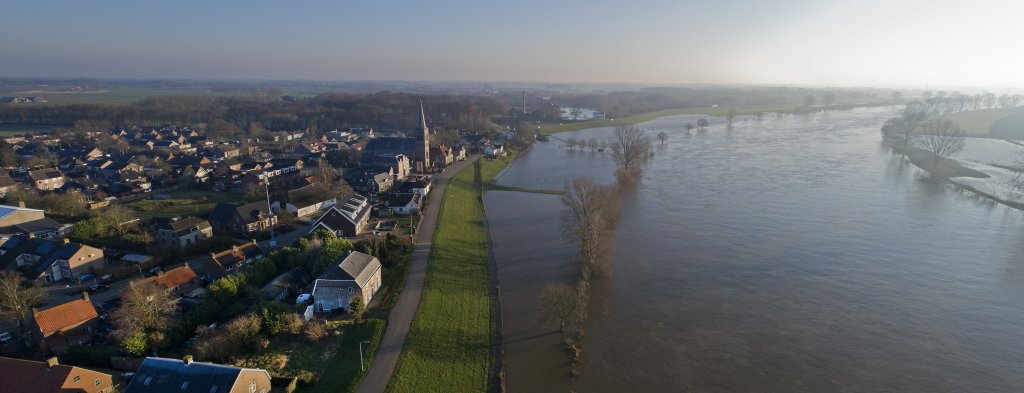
484,106,1024,392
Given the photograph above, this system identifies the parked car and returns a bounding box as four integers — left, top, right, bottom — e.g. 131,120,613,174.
0,332,11,344
99,274,114,283
88,284,110,293
295,293,312,304
144,267,163,277
96,302,117,315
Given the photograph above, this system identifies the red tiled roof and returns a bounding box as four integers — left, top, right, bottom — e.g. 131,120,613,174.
34,299,98,336
145,266,198,290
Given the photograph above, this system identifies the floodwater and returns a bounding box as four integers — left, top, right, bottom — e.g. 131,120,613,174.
484,106,1024,393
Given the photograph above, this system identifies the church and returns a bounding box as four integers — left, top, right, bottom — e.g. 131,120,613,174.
361,101,432,173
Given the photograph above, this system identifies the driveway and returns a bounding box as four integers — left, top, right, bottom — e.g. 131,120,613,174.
356,156,478,393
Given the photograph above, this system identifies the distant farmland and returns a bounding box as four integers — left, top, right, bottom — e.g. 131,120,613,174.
0,85,333,105
941,108,1024,139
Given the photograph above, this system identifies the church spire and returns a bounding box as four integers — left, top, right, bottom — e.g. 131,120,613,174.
417,99,428,132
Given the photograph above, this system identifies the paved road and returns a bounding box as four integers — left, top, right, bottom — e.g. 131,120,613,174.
356,156,478,393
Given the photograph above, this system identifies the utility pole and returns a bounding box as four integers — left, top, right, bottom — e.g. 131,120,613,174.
264,177,276,248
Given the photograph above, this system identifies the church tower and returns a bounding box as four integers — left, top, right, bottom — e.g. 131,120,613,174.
413,100,431,172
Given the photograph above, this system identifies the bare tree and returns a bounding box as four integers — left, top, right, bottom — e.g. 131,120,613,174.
609,126,651,172
823,93,836,110
697,118,709,131
566,137,578,150
110,282,178,339
657,132,669,146
803,94,817,109
726,108,737,127
576,139,588,151
538,283,583,333
562,177,619,279
915,119,965,170
0,272,47,333
587,138,598,152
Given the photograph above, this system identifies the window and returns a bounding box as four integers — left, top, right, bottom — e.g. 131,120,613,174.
249,381,257,393
73,375,81,382
95,379,101,386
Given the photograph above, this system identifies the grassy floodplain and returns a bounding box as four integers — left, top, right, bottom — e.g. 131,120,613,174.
939,107,1024,139
386,153,518,393
538,104,797,134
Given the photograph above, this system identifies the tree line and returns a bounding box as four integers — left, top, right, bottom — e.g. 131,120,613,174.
538,125,653,383
0,92,507,137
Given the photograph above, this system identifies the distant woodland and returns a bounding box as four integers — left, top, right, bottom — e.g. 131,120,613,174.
0,86,890,136
0,92,507,133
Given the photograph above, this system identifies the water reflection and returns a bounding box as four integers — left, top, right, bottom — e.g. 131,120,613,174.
487,106,1024,392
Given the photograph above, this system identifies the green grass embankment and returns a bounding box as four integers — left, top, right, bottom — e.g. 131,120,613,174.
386,153,518,393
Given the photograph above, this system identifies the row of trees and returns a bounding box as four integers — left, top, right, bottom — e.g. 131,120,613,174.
881,101,966,175
539,125,655,381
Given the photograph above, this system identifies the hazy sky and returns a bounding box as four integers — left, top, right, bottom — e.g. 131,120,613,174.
2,0,1022,87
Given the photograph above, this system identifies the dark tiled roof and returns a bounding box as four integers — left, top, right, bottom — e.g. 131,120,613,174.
319,251,381,286
125,357,268,393
0,356,110,393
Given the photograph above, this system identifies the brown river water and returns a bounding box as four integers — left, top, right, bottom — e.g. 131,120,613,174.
484,106,1024,392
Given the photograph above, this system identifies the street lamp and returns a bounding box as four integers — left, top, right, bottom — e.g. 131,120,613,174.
135,264,143,278
264,179,277,248
359,340,371,371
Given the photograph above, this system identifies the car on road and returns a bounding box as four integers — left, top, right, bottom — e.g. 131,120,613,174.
144,267,163,277
99,274,113,283
88,284,110,293
96,302,117,315
0,332,11,344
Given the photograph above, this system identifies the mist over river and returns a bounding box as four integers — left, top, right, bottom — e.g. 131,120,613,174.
484,106,1024,392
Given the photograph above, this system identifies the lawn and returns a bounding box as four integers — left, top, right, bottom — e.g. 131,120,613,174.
940,107,1024,138
120,190,243,220
300,319,386,393
243,318,386,393
385,154,518,393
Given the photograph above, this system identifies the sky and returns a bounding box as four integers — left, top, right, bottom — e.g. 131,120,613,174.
1,0,1023,88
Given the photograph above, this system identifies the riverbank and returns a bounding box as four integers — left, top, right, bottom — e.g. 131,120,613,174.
895,145,989,179
538,102,893,134
386,152,518,393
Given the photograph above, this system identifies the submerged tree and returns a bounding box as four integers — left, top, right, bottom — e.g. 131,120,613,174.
562,177,620,279
683,123,695,133
915,119,965,171
609,125,651,173
538,283,583,333
657,132,669,146
726,108,737,127
697,118,709,131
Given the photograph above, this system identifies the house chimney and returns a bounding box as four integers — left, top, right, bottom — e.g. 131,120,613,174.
81,292,89,301
46,357,58,368
18,201,25,209
183,262,189,269
157,270,165,277
183,355,193,365
28,233,35,239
